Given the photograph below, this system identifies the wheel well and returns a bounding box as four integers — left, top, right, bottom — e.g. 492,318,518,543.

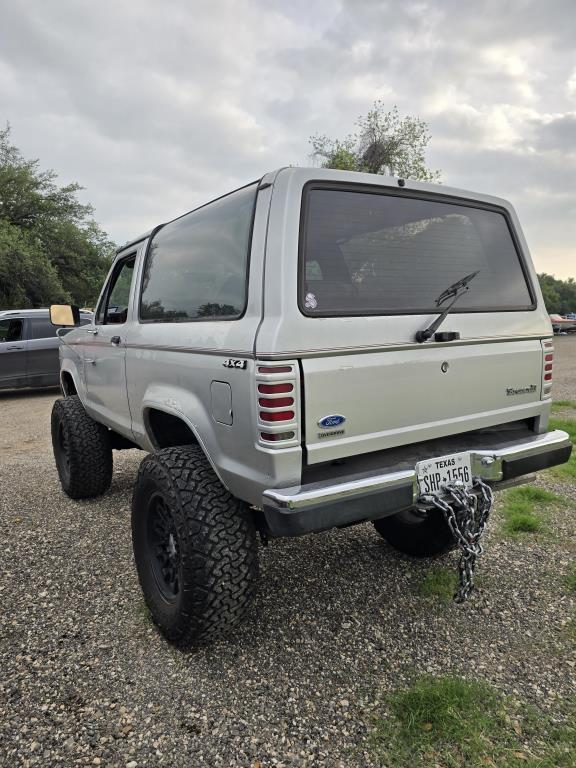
146,408,198,449
61,372,77,396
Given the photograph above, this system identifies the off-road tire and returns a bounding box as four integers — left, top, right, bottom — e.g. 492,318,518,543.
51,396,113,499
131,446,259,647
373,507,457,557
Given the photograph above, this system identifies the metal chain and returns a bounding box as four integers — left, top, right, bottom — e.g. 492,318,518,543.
420,477,494,603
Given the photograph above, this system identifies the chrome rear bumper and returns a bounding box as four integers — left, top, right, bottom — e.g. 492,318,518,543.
262,429,572,537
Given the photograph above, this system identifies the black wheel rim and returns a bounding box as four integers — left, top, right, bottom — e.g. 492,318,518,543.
146,493,181,602
57,422,71,484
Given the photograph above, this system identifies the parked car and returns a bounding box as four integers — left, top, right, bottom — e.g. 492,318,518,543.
549,313,576,334
0,308,92,391
49,168,572,647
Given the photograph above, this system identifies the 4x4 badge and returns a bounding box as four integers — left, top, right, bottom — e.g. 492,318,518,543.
222,359,247,369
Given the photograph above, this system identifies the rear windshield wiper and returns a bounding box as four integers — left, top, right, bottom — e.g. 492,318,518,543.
415,270,479,343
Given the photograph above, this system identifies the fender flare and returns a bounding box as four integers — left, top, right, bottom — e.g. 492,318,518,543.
60,359,83,399
141,391,229,490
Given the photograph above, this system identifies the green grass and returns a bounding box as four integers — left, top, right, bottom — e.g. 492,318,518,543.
550,416,576,443
499,486,561,535
551,400,576,413
418,568,458,600
135,599,152,624
546,415,576,482
564,564,576,594
418,568,485,600
367,675,576,768
563,617,576,643
505,486,560,504
505,509,541,533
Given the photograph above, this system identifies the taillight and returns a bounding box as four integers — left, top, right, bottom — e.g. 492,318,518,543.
258,383,293,394
258,366,293,374
255,362,299,446
541,340,554,396
260,410,295,422
258,397,294,408
261,431,295,442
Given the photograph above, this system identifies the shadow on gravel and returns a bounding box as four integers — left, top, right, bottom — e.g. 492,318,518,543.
0,385,60,400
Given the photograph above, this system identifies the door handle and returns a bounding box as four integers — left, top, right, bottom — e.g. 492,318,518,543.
7,345,23,350
86,327,99,335
85,358,96,365
110,336,121,346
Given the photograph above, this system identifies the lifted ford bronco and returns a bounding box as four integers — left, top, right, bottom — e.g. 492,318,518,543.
50,168,572,646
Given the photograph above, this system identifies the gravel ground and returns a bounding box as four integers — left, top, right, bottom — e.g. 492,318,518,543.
552,335,576,400
1,338,575,767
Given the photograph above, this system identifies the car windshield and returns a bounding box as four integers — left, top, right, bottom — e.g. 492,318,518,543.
300,188,534,316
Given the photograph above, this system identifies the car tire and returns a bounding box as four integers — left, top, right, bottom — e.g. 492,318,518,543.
373,507,457,557
131,446,259,647
51,396,113,499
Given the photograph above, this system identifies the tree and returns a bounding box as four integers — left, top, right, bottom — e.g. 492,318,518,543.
310,102,440,182
0,221,68,308
538,273,576,314
0,124,115,309
538,274,560,312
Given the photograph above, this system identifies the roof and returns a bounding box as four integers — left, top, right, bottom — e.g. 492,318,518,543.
113,166,514,257
116,229,155,255
0,308,51,318
0,308,92,318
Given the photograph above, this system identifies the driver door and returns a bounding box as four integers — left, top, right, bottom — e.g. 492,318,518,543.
83,253,136,436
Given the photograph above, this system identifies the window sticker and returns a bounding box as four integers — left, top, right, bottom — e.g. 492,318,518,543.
305,292,318,309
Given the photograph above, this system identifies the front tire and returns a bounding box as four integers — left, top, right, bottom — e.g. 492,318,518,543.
51,396,113,499
373,507,457,557
131,446,258,647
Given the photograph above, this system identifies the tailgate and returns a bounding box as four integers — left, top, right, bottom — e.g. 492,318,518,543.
302,340,545,464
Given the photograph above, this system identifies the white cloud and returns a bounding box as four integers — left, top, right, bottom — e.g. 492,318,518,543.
0,0,574,276
567,69,576,99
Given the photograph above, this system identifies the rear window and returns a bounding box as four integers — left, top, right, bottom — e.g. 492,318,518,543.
300,187,534,316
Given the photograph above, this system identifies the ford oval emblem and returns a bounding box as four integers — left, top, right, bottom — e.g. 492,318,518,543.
318,414,346,428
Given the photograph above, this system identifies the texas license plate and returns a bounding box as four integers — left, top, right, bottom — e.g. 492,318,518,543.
416,451,472,495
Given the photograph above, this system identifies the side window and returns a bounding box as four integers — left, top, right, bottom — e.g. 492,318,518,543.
96,256,136,325
140,183,257,322
30,317,58,340
0,319,23,342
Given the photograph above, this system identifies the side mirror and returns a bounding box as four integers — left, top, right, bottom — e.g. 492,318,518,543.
50,304,81,327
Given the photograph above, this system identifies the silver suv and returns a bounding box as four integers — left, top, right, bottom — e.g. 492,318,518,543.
49,168,572,646
0,308,92,391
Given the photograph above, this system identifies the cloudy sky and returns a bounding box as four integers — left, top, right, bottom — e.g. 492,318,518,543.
1,0,574,277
